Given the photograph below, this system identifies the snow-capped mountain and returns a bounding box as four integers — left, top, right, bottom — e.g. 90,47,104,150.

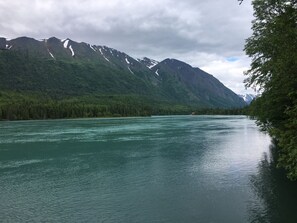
239,94,257,104
137,57,159,69
0,36,155,77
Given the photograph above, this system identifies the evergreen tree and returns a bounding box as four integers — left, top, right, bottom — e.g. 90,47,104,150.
245,0,297,180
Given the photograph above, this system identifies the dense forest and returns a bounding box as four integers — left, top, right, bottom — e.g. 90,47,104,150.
0,90,248,120
244,0,297,180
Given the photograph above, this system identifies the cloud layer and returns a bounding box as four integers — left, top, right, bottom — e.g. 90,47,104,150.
0,0,254,94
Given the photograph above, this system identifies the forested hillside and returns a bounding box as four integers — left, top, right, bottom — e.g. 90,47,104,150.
0,36,246,120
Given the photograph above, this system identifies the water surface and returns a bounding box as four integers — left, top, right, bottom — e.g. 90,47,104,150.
1,116,297,222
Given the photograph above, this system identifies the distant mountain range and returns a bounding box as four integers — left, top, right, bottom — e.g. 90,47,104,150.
0,36,246,110
238,94,257,104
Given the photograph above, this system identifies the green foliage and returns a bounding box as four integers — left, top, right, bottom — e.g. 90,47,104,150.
0,89,248,120
0,90,202,120
245,0,297,180
0,91,153,120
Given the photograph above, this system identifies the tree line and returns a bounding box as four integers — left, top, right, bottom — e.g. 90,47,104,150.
244,0,297,180
0,90,250,121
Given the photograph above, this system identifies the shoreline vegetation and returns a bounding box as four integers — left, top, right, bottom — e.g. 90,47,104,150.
243,0,297,180
0,91,248,121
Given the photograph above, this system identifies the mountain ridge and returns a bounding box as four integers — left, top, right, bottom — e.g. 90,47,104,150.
0,36,246,118
239,94,257,104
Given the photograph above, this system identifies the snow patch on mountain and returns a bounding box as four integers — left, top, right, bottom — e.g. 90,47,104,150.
155,69,160,76
148,60,158,69
48,50,55,59
99,48,110,62
63,39,69,48
128,67,134,74
89,44,96,52
69,45,75,56
5,44,12,50
138,57,159,69
239,94,257,104
125,57,130,64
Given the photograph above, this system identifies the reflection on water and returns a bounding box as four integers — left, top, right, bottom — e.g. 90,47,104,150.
249,144,297,223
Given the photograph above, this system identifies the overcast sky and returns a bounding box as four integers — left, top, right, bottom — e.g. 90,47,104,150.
0,0,255,94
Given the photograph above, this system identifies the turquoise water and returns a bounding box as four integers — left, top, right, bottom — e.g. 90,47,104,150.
0,116,297,222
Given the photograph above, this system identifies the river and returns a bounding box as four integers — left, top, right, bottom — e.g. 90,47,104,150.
0,115,297,222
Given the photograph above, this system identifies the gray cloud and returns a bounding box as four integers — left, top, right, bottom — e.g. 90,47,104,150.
0,0,255,94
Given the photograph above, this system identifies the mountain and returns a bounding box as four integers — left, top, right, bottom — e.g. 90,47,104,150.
239,94,257,104
137,57,159,69
0,37,159,97
151,58,245,108
0,36,246,119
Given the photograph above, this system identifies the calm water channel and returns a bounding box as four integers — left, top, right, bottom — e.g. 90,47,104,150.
1,115,297,222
